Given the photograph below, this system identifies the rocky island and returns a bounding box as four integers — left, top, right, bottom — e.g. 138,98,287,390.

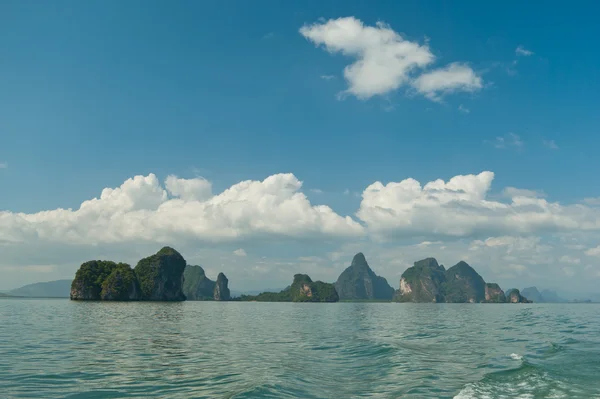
183,266,231,301
71,247,187,301
334,253,394,301
239,274,339,302
393,257,530,303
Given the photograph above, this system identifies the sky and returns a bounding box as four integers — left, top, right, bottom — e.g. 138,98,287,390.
1,0,600,294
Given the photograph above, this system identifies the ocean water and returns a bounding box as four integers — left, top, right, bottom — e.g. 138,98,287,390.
1,300,599,398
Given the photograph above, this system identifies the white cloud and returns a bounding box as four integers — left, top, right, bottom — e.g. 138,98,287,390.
516,46,534,56
320,75,336,80
233,248,247,257
356,171,600,240
543,139,559,149
0,162,7,169
585,245,600,257
583,198,600,206
0,173,364,246
559,255,581,265
343,189,350,195
300,17,481,100
412,63,483,100
486,133,523,149
310,188,324,194
458,104,470,114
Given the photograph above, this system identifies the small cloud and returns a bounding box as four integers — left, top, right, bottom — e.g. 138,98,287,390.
562,267,575,277
559,255,581,265
485,133,523,149
515,46,534,56
585,246,600,257
262,32,274,40
458,104,470,114
543,139,559,149
310,188,323,194
233,248,247,257
0,162,7,169
343,189,350,195
320,75,336,80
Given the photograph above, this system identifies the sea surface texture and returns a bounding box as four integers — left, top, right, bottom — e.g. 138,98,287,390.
1,300,600,398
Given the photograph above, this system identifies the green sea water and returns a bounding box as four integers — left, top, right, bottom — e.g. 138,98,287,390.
1,299,599,398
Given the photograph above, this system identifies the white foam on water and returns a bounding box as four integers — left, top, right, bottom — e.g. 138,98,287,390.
510,353,523,360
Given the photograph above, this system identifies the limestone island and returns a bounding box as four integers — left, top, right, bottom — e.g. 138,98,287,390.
70,247,530,304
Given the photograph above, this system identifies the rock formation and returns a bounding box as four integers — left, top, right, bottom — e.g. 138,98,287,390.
484,283,506,303
393,258,446,302
183,265,216,300
443,261,486,303
71,247,187,301
334,253,394,300
134,247,187,301
241,274,339,302
506,289,531,303
214,273,231,301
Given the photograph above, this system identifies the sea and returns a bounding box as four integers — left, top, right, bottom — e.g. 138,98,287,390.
1,299,599,399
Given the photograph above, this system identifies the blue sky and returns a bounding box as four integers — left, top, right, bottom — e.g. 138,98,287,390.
1,1,600,294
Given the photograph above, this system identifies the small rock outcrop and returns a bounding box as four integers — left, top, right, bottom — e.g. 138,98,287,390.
443,261,486,303
393,258,446,302
334,253,394,300
506,289,531,303
484,283,506,303
214,273,231,301
183,265,216,300
134,247,187,301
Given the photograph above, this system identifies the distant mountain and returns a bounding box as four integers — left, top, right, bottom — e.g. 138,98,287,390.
334,253,394,300
521,287,567,303
521,287,543,302
0,292,13,297
9,279,72,298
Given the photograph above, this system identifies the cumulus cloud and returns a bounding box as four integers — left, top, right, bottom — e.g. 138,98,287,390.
411,63,483,100
0,173,364,246
300,17,482,100
356,171,600,240
516,46,534,56
503,187,545,199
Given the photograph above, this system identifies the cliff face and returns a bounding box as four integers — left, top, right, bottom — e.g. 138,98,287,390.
393,258,446,303
134,247,187,301
484,283,506,303
443,261,486,303
334,253,394,300
183,266,216,300
214,273,231,301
